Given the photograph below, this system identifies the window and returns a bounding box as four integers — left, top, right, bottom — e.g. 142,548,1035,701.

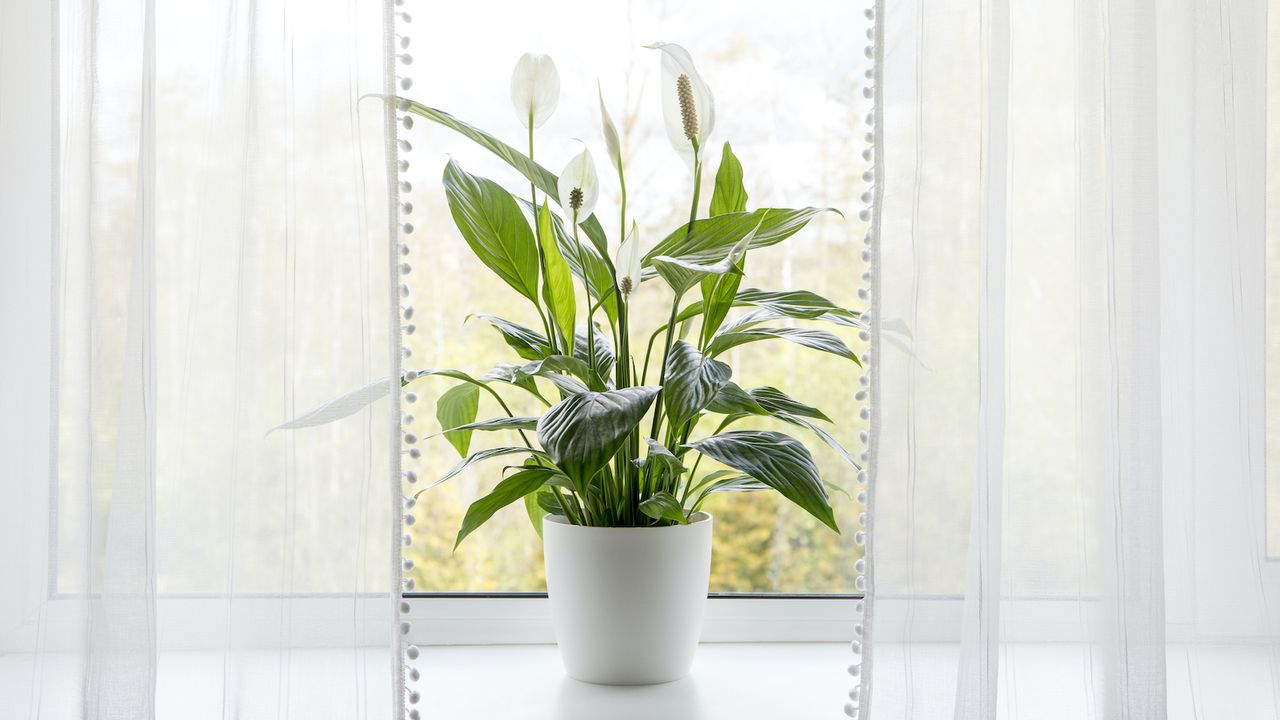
400,1,873,594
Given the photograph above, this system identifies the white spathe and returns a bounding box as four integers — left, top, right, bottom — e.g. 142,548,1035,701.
543,513,713,685
557,145,600,220
510,53,560,129
615,221,642,297
645,42,715,166
597,83,624,174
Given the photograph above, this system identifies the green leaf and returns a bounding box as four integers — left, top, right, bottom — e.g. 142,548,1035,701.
733,289,860,321
708,326,861,366
708,142,748,216
536,386,660,491
643,207,837,270
750,386,831,422
517,355,595,395
442,160,540,303
537,202,576,352
686,430,838,532
403,101,611,258
651,254,743,298
479,363,547,402
639,491,689,524
699,267,743,348
455,467,560,549
522,198,618,327
673,288,862,328
420,446,546,495
662,340,732,427
469,313,551,361
637,438,687,485
272,377,393,432
536,487,566,516
573,327,614,383
706,382,770,416
431,416,539,436
774,412,860,471
436,384,480,457
526,485,555,537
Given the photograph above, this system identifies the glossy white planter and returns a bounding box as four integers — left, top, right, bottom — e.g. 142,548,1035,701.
542,512,713,685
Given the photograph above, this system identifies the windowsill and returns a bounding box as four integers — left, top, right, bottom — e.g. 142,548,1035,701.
411,642,853,719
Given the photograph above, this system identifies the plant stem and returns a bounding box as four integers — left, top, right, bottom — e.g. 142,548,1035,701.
527,118,561,354
647,292,684,444
570,212,598,379
647,146,702,444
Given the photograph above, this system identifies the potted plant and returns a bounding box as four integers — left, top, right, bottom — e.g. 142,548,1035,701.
285,43,862,685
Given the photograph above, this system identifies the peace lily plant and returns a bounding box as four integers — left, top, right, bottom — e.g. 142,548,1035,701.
284,43,864,685
385,45,861,549
284,42,866,544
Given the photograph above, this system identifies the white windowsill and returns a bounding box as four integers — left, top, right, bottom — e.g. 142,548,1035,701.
411,642,853,720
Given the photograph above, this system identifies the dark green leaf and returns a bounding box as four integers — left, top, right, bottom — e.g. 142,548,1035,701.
437,384,480,457
706,382,770,416
637,438,687,485
686,430,838,532
402,101,611,257
522,198,618,326
699,270,743,349
651,253,744,298
442,160,540,303
518,355,594,394
526,485,555,536
455,467,560,549
750,386,831,422
536,386,660,491
639,491,688,524
705,476,769,493
480,363,546,401
708,142,748,216
662,340,732,427
708,326,861,366
469,313,551,361
538,202,576,352
643,207,838,270
419,446,545,496
573,327,614,383
774,412,860,471
432,416,539,436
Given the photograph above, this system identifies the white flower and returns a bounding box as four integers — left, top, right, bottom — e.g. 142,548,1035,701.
616,222,643,297
510,53,560,129
558,145,599,219
598,83,623,174
645,42,715,163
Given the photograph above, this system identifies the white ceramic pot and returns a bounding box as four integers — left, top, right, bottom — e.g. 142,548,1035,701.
542,512,713,685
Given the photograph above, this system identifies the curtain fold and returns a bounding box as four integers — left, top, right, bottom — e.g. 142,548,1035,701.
866,0,1279,717
2,1,399,718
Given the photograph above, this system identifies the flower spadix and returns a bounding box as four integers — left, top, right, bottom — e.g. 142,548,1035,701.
510,53,560,129
558,145,599,219
616,222,642,297
645,42,715,164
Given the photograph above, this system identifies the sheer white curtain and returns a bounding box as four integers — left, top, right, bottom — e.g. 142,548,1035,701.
1,1,400,718
863,0,1278,718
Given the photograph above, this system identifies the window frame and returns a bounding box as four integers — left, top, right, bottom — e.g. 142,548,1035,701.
401,593,863,645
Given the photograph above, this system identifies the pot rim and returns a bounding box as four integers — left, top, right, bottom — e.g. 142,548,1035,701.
543,511,711,531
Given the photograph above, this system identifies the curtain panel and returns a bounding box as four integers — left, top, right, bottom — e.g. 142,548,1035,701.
864,0,1278,718
1,1,401,718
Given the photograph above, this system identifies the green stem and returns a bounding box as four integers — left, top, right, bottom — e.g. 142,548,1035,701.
527,118,561,354
570,211,598,379
647,292,684,443
647,147,702,443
